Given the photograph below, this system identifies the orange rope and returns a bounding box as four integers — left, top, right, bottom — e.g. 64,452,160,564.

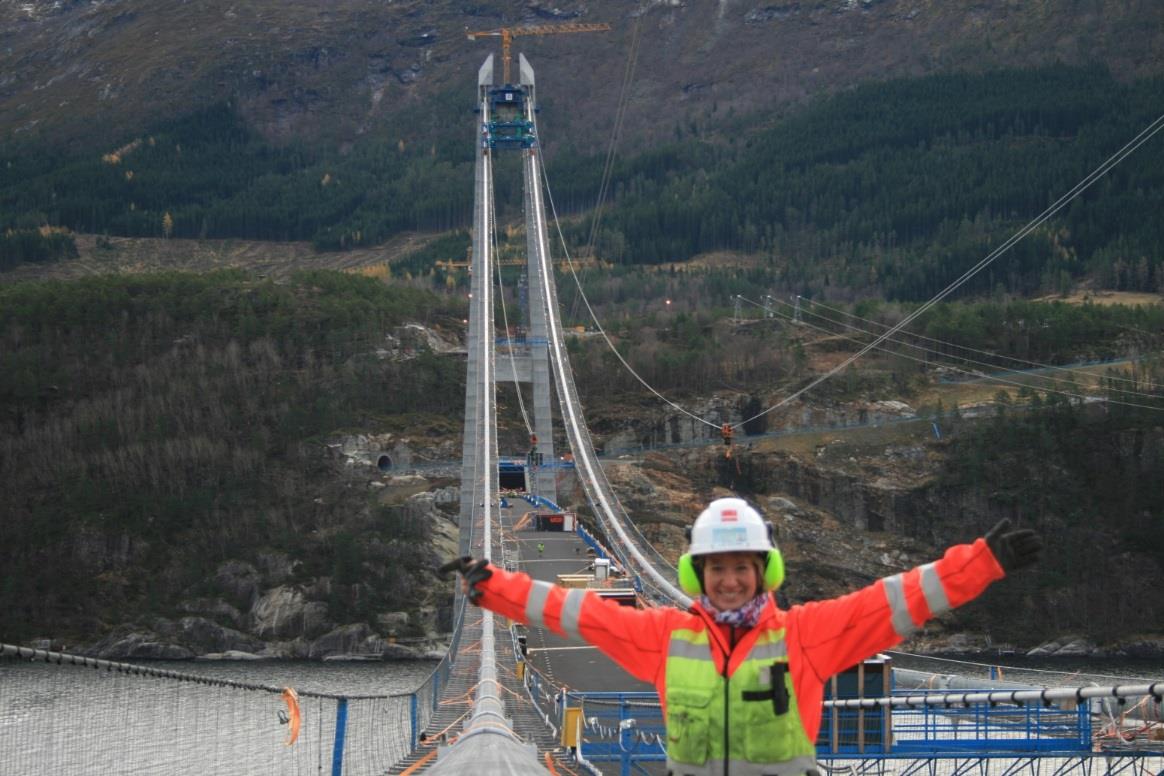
543,751,560,775
399,748,439,775
423,708,472,742
439,681,485,705
546,753,583,776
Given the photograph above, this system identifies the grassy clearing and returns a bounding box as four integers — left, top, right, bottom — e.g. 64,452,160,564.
1037,290,1163,307
748,416,936,457
0,232,438,284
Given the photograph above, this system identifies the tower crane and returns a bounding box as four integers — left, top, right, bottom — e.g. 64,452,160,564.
466,22,612,84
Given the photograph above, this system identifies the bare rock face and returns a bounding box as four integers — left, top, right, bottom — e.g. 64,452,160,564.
85,616,267,659
414,492,460,562
376,611,410,633
256,552,299,585
308,623,384,659
159,617,266,655
1112,636,1164,659
212,560,262,610
260,638,311,660
177,598,244,628
249,586,332,641
87,628,195,660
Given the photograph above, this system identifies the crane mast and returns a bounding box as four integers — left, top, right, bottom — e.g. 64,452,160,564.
466,22,612,84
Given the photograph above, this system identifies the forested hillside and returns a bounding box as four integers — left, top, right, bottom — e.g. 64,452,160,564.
940,393,1164,641
569,66,1164,300
3,1,1164,653
0,272,465,643
1,266,1160,649
5,66,1163,303
561,290,1164,400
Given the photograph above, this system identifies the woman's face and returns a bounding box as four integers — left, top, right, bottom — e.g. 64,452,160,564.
702,551,761,611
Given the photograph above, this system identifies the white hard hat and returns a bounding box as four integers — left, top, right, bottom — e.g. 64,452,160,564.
687,497,773,556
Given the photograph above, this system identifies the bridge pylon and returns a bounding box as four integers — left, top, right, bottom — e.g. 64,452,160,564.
483,53,558,506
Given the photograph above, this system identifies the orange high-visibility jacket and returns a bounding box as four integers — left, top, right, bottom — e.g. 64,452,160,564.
474,537,1005,743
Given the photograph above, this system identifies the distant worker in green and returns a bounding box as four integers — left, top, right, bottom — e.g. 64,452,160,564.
443,498,1042,776
536,541,545,556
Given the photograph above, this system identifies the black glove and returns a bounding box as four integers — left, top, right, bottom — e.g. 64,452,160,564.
984,519,1042,573
438,556,493,604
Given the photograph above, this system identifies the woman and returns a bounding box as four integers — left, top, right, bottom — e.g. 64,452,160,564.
443,498,1040,776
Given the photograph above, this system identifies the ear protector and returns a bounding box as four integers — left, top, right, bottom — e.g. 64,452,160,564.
677,522,784,596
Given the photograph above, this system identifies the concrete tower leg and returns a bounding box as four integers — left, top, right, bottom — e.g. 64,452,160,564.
460,56,495,538
512,56,557,505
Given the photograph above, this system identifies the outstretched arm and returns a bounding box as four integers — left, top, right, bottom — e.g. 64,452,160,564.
792,522,1041,682
440,557,678,685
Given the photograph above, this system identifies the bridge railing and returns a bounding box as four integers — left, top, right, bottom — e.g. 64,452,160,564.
885,696,1089,754
525,676,1163,776
566,690,666,773
1,635,467,776
560,691,1151,774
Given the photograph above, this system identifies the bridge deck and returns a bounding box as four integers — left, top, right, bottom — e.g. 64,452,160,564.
392,501,653,773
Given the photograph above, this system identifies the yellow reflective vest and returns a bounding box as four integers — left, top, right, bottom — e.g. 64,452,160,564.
666,619,818,776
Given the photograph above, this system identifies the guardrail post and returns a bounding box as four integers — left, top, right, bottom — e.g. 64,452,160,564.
432,671,441,712
619,696,633,776
410,692,419,750
331,698,349,776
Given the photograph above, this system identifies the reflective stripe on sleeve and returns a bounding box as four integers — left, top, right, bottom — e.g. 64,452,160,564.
919,562,951,616
560,589,586,641
525,580,554,629
882,573,917,637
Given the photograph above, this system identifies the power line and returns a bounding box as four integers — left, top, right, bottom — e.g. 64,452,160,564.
540,98,1164,433
734,108,1164,429
569,8,645,323
800,295,1162,391
752,296,1164,401
737,294,1164,413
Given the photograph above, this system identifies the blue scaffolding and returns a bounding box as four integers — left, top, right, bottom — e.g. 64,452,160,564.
563,683,1160,776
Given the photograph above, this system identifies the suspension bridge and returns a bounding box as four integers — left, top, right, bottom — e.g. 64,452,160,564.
2,55,1163,776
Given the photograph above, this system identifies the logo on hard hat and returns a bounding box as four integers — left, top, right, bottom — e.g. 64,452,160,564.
711,526,748,546
721,508,738,522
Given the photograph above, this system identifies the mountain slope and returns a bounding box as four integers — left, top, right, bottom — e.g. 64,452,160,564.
4,0,1164,151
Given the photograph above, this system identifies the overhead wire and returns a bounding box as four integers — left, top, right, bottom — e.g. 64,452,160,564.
528,118,689,595
528,49,1164,607
744,295,1164,402
490,153,533,436
541,83,1164,434
737,294,1164,412
529,148,703,581
732,108,1164,429
585,10,643,257
800,295,1163,391
528,3,719,431
540,159,720,430
569,8,644,323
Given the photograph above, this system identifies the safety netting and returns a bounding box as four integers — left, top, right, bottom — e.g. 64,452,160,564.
0,643,453,776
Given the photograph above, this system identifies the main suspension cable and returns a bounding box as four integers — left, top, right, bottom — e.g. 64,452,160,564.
489,154,532,436
537,155,719,430
542,98,1164,434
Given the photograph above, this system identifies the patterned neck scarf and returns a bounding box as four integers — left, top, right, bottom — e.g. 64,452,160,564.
699,592,768,629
